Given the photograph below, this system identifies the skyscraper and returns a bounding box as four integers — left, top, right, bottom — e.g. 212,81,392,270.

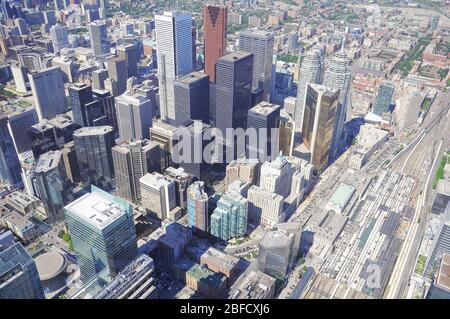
239,30,274,101
174,71,210,125
187,181,209,232
112,139,161,203
92,89,117,130
210,190,248,241
50,24,69,53
5,107,38,154
247,185,284,228
69,83,105,128
0,115,22,187
107,56,127,96
259,153,292,198
117,43,138,78
73,126,115,183
247,101,280,161
155,11,193,125
373,82,394,116
92,69,108,90
294,47,325,132
88,20,109,57
64,185,138,285
203,4,227,83
32,150,73,221
139,172,177,220
301,83,339,173
0,243,45,299
257,229,295,278
215,51,253,155
28,67,67,121
115,92,153,142
323,52,352,161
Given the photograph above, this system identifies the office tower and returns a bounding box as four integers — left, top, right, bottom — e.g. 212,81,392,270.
203,4,227,83
176,121,212,178
323,52,352,161
64,186,138,285
227,179,251,197
294,47,325,132
43,10,56,26
28,67,67,121
275,222,302,266
225,158,260,188
115,92,153,142
259,153,292,198
174,71,210,125
6,107,38,154
247,185,284,228
0,243,45,299
278,109,295,156
164,166,193,212
73,126,115,183
215,51,253,152
14,18,27,35
149,120,179,170
32,150,72,221
61,141,80,183
89,20,109,57
373,82,394,116
92,89,117,130
93,254,157,299
0,115,22,187
187,181,208,232
239,30,274,101
140,172,176,220
69,83,105,128
107,56,127,96
112,139,161,203
121,22,134,35
301,83,339,172
257,229,295,278
92,69,108,90
247,101,281,161
11,64,28,93
155,11,193,125
395,90,422,131
210,190,248,241
117,43,138,78
50,24,69,53
86,8,100,23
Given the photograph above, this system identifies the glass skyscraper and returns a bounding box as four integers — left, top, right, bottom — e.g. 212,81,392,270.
0,114,22,187
373,82,394,116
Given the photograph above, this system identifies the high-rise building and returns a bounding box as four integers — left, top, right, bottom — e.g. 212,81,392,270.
247,185,284,228
50,24,69,53
323,52,352,161
373,82,394,116
259,153,292,198
14,18,27,35
64,186,138,285
294,47,325,132
149,120,179,170
239,30,274,101
107,56,127,96
112,139,161,203
187,181,208,232
28,67,67,121
32,150,73,221
215,51,253,155
0,115,22,187
203,4,227,83
69,83,105,128
210,190,248,241
115,92,153,142
174,71,210,125
5,107,38,154
257,229,293,278
140,172,177,220
117,43,138,78
73,126,115,183
278,109,295,156
0,243,45,299
247,101,280,161
225,158,260,188
88,20,109,57
301,83,338,172
61,141,80,183
92,89,117,130
92,69,108,90
164,166,193,212
155,11,193,125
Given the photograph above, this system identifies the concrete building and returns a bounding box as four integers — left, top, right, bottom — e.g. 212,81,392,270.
112,139,161,203
64,186,138,285
117,43,138,78
107,56,127,96
0,243,44,299
155,11,193,125
115,92,153,142
28,67,67,121
239,30,274,101
395,90,423,131
140,172,177,220
259,153,292,198
50,24,69,53
92,69,108,90
229,270,276,299
164,166,193,212
187,181,208,232
225,158,260,189
325,183,356,214
248,185,284,228
88,20,109,57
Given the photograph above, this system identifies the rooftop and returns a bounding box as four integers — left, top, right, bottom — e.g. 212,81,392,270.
326,183,356,213
34,251,67,281
34,150,62,173
175,71,208,85
249,102,281,116
73,125,114,137
140,173,173,189
219,51,253,63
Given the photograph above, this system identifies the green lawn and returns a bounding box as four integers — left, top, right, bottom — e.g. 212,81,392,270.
432,154,449,189
278,54,299,64
414,255,427,275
